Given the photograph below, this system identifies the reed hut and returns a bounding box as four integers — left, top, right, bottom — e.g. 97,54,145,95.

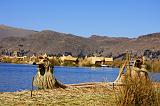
33,57,66,89
114,52,149,84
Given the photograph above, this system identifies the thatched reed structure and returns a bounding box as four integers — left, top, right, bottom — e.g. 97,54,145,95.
33,57,66,89
114,52,149,84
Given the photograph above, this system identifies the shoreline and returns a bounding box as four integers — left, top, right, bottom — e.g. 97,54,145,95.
1,81,160,93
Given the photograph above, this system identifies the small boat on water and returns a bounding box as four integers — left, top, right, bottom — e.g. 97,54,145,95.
101,64,113,67
101,64,108,67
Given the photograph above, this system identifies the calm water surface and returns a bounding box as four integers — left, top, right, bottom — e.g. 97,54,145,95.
0,63,159,92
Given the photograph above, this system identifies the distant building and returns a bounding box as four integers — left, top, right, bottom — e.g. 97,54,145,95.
84,56,114,66
60,55,78,64
86,56,104,65
104,57,113,62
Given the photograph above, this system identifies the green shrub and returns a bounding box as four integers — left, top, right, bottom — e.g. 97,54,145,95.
49,58,61,66
62,61,76,66
1,57,12,63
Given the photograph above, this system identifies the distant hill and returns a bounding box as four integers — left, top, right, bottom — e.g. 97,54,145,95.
0,25,36,38
0,25,160,56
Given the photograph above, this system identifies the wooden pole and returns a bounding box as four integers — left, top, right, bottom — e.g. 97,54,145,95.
31,76,34,97
113,83,115,90
126,51,131,80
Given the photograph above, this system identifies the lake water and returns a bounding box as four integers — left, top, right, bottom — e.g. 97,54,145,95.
0,63,160,92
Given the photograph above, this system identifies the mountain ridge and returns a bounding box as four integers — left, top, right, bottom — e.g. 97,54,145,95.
0,25,160,56
0,25,36,38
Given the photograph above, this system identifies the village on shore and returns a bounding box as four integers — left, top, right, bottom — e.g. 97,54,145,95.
0,51,115,67
0,49,160,72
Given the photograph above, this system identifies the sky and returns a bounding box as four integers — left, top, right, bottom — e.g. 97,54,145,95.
0,0,160,38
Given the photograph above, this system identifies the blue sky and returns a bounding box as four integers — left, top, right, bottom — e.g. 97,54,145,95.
0,0,160,38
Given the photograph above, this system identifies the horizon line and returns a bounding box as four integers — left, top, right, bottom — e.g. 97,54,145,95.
0,24,159,39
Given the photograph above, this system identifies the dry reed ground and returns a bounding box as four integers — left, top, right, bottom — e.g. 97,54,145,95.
0,82,159,106
0,83,116,106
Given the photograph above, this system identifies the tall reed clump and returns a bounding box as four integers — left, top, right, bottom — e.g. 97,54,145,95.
115,79,160,106
145,60,160,72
